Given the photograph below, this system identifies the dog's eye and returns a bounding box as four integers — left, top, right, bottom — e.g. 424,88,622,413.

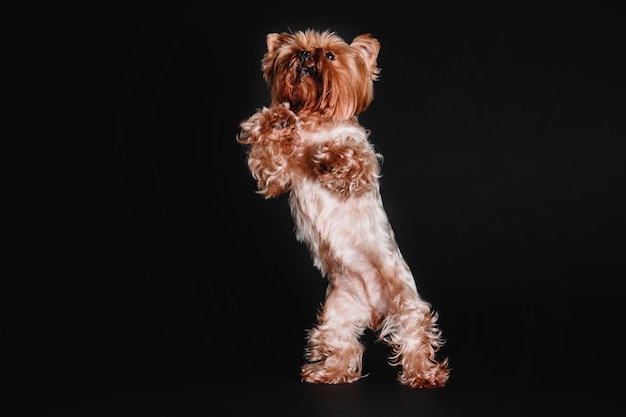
325,51,336,61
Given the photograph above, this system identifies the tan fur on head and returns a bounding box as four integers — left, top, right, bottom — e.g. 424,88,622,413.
262,29,381,121
237,30,450,389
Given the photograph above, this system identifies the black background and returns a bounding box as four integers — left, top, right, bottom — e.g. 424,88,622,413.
10,2,625,416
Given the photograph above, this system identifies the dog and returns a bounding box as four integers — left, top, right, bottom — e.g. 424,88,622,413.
237,29,450,388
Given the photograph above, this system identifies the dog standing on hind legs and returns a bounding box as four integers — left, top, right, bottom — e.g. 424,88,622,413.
237,29,450,388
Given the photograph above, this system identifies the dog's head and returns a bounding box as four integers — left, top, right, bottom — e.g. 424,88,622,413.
262,29,380,121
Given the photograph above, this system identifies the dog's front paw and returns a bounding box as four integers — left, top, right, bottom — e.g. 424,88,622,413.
310,136,380,198
237,104,301,198
237,103,298,145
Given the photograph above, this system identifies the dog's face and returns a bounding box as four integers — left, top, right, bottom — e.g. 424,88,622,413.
262,30,381,121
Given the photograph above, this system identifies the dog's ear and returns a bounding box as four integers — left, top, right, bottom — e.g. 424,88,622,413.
266,32,288,53
351,34,381,79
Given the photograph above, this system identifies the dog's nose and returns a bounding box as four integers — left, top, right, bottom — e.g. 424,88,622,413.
298,50,311,63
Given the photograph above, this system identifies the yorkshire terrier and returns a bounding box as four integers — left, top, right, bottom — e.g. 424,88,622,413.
237,29,450,388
